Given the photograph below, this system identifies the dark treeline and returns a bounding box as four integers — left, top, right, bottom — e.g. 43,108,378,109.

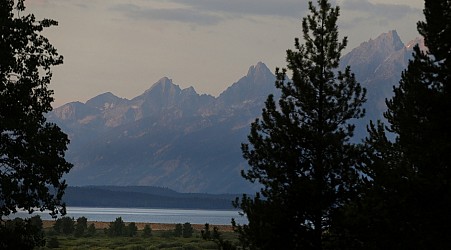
63,186,240,210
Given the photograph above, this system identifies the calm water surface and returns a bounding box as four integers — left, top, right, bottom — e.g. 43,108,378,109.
14,207,247,225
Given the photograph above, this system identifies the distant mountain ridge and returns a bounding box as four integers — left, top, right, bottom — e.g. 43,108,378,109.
49,62,275,193
49,31,423,193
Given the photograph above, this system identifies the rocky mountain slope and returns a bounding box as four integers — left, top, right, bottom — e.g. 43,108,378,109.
48,31,422,193
49,62,276,193
340,30,423,138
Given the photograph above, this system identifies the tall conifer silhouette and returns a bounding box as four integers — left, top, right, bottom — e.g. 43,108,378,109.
233,1,366,249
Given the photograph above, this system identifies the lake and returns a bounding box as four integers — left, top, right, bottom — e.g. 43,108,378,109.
12,207,248,225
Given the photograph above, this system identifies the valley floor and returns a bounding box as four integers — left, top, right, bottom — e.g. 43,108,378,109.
43,220,234,232
39,221,237,250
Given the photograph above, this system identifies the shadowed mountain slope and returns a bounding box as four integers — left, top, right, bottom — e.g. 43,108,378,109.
49,32,423,193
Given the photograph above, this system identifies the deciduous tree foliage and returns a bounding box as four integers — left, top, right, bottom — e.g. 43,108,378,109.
233,0,366,249
349,0,451,248
0,0,72,219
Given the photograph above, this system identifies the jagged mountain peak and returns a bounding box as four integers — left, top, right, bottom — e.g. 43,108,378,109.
217,62,276,106
340,30,407,82
87,91,117,100
247,61,272,78
181,86,197,96
242,62,273,84
355,30,405,55
133,77,184,106
85,92,125,110
379,30,405,50
50,101,97,122
145,77,180,94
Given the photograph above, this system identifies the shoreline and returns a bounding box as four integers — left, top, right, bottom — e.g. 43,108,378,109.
42,220,234,232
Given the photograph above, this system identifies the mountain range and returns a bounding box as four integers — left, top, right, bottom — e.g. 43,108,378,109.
48,30,423,194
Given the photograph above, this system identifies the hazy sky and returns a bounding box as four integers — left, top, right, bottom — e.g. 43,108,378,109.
27,0,424,107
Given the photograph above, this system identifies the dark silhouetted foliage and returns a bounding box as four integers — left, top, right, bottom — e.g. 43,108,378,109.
0,0,72,227
233,0,366,249
182,222,193,238
142,224,152,237
53,216,75,235
0,217,45,249
202,223,236,250
29,215,43,232
104,217,139,237
106,217,126,237
126,222,138,237
46,237,59,248
344,0,451,249
86,223,96,237
174,223,183,237
74,216,88,237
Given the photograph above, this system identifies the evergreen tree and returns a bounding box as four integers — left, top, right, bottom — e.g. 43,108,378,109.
202,223,236,250
233,0,366,249
174,223,183,237
352,0,451,248
57,216,75,235
182,222,194,238
142,224,152,237
107,217,126,237
0,0,72,220
86,223,96,237
126,222,138,237
74,216,88,237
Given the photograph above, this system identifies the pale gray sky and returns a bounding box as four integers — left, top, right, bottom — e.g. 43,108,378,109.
27,0,424,107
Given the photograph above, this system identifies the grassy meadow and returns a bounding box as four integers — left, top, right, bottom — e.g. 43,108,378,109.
37,221,237,250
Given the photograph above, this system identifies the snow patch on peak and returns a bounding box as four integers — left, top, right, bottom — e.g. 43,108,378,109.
406,37,427,52
85,92,124,111
103,102,114,109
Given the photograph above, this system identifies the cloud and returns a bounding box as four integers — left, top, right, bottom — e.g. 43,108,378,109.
342,0,419,20
168,0,309,19
111,0,314,26
111,0,420,28
337,0,422,31
110,3,223,26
